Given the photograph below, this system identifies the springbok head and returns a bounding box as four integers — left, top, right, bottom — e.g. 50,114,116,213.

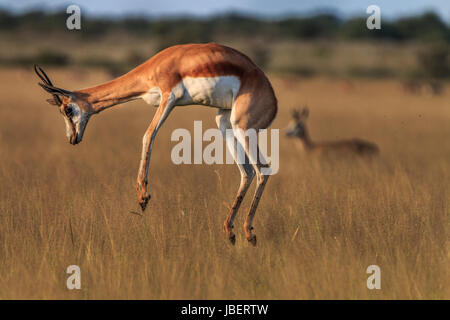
286,106,309,138
34,65,92,145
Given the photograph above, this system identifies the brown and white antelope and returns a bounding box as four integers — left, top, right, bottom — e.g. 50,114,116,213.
286,107,379,157
35,43,277,245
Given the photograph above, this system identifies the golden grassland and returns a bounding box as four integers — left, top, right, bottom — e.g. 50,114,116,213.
0,68,448,299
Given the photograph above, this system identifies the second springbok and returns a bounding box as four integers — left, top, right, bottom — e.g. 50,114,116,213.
35,43,278,246
286,107,379,157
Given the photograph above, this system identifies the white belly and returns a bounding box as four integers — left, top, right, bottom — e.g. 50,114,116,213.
175,76,241,109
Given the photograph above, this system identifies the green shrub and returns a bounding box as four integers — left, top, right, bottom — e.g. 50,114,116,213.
35,50,70,66
347,66,395,78
416,43,449,79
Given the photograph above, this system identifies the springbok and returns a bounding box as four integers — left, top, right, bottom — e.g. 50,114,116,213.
34,43,277,245
286,107,379,157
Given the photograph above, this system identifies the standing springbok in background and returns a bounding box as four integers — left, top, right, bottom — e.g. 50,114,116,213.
286,107,379,157
35,43,277,246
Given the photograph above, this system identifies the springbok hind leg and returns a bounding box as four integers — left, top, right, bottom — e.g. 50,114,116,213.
244,165,269,246
233,129,270,246
216,109,255,245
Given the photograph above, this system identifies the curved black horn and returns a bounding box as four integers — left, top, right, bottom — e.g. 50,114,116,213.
34,65,72,106
38,83,71,96
34,64,54,86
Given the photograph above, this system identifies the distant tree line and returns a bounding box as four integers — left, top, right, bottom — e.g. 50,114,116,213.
0,9,449,44
0,9,448,81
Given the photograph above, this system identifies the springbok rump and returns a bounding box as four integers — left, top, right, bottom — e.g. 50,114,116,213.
286,107,379,158
35,43,278,246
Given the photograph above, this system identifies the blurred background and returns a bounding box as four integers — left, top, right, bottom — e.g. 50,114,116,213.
0,0,449,84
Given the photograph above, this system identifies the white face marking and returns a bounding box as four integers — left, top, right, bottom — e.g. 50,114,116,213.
286,119,305,138
175,76,241,109
63,102,90,144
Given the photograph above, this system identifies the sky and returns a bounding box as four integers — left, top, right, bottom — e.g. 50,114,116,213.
1,0,449,20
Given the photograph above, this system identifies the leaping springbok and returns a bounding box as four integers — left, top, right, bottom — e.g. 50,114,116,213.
286,107,379,157
35,43,277,245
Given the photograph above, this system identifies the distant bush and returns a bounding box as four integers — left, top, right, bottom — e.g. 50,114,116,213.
9,10,67,33
312,45,334,59
416,43,449,79
0,49,69,67
79,56,117,69
208,13,264,38
125,51,147,68
276,14,341,39
79,19,112,39
0,9,18,30
339,18,401,40
120,17,152,36
34,50,69,66
0,56,33,67
152,19,213,52
247,45,270,69
395,12,450,42
347,66,395,78
79,52,149,77
274,65,317,77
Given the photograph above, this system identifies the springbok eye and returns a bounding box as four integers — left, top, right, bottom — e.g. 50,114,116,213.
65,107,73,117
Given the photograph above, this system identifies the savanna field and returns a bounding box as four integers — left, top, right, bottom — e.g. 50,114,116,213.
0,68,448,299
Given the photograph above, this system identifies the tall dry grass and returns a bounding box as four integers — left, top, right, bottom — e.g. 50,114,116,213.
0,68,448,299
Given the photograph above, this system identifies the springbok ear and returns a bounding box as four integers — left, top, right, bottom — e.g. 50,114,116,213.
301,107,309,119
291,109,300,120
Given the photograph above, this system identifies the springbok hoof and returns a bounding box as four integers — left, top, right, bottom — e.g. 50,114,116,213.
247,235,257,246
228,233,236,245
139,195,151,212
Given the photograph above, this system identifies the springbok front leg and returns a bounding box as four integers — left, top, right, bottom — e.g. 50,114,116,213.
136,94,175,211
216,109,255,245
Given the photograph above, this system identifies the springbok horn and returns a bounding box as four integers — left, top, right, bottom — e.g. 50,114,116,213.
38,83,71,95
34,64,68,106
34,64,54,86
